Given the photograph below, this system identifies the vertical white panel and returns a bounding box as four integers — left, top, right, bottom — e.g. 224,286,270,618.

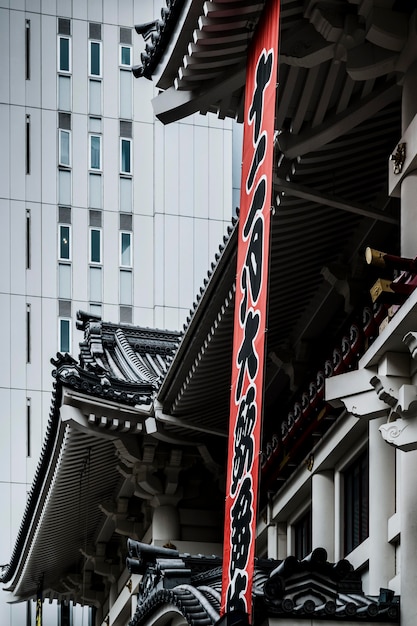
10,201,26,296
9,10,25,105
164,214,179,308
120,270,132,305
57,0,71,17
40,14,56,110
135,121,153,216
89,266,102,302
179,216,194,309
41,109,57,206
25,13,41,109
134,215,153,308
10,390,27,483
133,307,153,328
9,294,26,389
103,24,118,118
178,124,194,217
58,169,71,205
87,0,102,22
118,0,133,29
103,117,118,211
41,202,57,299
0,10,10,104
132,70,154,123
208,127,224,220
73,0,88,21
89,79,102,115
9,106,25,201
103,0,117,24
0,199,10,293
26,296,43,391
163,123,179,217
153,120,164,217
58,75,71,110
89,173,102,208
42,0,57,15
0,294,11,389
0,105,10,199
154,213,164,307
120,69,132,119
102,210,119,306
26,107,43,202
72,113,88,209
0,389,11,482
72,207,88,302
120,176,132,212
72,18,88,114
193,124,209,218
27,203,42,297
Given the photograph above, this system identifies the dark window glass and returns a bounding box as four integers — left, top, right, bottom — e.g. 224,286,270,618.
60,37,70,72
121,139,131,173
344,448,369,554
60,225,70,259
60,319,70,353
90,42,101,76
90,229,101,263
294,509,311,560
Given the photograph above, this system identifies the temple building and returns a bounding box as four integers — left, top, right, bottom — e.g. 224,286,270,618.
3,1,417,625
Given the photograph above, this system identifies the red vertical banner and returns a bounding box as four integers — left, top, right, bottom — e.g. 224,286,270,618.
221,0,280,621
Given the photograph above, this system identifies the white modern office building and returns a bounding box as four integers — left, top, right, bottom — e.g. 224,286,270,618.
0,1,240,623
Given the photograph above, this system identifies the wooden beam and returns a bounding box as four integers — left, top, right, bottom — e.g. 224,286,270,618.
273,177,399,224
277,82,401,159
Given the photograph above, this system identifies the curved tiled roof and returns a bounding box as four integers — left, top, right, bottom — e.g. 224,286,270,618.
127,543,400,625
0,317,181,601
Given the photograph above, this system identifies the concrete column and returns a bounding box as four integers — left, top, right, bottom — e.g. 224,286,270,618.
312,471,334,561
368,417,395,594
400,61,417,258
400,450,417,626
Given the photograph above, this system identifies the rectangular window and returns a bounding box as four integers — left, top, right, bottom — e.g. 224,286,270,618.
344,448,369,554
26,209,31,269
294,509,312,560
120,232,132,267
120,269,132,305
120,70,133,119
58,263,71,299
89,41,101,77
58,170,71,205
120,138,131,174
58,75,71,111
89,79,102,115
90,229,101,263
58,36,71,73
26,304,31,363
120,45,131,67
59,319,71,353
25,20,30,80
89,135,101,170
26,114,30,175
89,266,102,302
59,225,71,260
26,398,31,457
120,177,132,212
59,129,71,167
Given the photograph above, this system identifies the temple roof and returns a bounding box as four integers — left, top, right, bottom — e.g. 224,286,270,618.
0,318,181,603
126,544,400,625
